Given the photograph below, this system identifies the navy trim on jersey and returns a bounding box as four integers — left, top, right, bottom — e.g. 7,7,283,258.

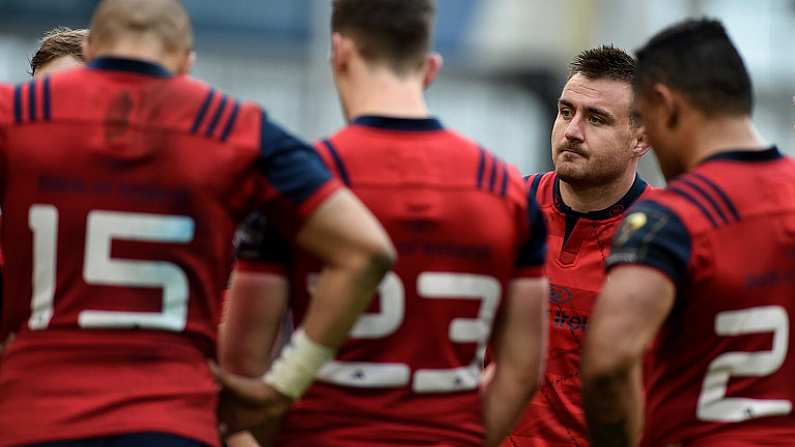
13,84,22,124
220,100,240,143
42,76,51,121
352,115,443,131
27,80,36,122
476,147,487,189
553,174,647,220
259,111,333,204
515,188,548,268
88,57,173,78
678,178,729,225
320,139,351,186
191,88,216,134
23,432,206,447
700,146,782,164
688,172,741,222
607,200,692,286
500,163,509,197
529,173,544,200
488,157,498,192
668,186,718,228
205,95,228,137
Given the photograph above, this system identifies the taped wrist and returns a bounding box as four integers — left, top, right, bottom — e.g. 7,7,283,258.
262,329,336,400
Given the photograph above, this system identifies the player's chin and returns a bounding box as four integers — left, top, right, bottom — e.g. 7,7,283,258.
554,161,588,183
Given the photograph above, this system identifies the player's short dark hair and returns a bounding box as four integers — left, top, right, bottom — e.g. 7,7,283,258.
634,18,753,117
30,27,89,76
568,45,636,84
332,0,435,74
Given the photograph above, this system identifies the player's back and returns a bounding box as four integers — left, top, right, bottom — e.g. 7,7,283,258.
640,148,795,446
0,58,269,447
279,116,536,446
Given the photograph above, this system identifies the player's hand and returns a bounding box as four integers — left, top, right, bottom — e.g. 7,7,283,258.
211,362,293,442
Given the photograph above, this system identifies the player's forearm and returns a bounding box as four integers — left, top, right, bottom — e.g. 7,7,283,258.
220,271,289,376
294,189,396,347
482,366,539,447
482,278,547,447
582,360,643,447
301,252,391,348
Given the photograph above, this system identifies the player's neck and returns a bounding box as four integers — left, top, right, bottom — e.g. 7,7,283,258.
343,69,429,120
686,116,766,169
558,169,638,214
91,41,179,74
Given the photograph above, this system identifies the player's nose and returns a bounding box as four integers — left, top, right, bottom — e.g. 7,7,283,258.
564,116,585,143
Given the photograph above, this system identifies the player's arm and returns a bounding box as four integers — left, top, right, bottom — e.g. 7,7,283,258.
215,114,395,436
220,213,291,377
582,201,690,447
482,190,548,447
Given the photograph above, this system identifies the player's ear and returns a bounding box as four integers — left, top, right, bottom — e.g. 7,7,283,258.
632,126,652,157
176,50,196,76
422,52,443,90
81,39,95,62
331,32,352,74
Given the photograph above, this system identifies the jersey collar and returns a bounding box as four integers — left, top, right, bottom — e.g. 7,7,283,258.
554,174,648,220
352,115,444,132
88,57,173,78
700,146,783,164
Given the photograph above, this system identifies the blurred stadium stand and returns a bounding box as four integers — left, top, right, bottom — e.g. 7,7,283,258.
1,0,793,184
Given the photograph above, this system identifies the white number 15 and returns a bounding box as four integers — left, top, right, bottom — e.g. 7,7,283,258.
29,204,194,332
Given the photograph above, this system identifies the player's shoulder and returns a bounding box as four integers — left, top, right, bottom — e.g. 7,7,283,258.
164,76,263,146
649,170,740,234
523,171,555,206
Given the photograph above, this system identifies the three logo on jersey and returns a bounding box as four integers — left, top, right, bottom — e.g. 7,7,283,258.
548,284,589,333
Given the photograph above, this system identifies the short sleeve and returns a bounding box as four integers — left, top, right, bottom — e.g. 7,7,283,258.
255,111,341,229
606,200,692,285
514,189,547,277
234,211,291,275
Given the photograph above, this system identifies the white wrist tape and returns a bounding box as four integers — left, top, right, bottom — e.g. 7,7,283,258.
263,329,336,400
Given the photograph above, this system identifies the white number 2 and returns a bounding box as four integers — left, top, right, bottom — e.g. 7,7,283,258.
313,271,501,393
28,205,195,332
697,306,792,422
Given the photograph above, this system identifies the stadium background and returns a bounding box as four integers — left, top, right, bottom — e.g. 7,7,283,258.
1,0,793,186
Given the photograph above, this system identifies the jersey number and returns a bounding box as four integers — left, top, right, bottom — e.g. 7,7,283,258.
308,271,500,393
28,205,195,332
696,306,792,422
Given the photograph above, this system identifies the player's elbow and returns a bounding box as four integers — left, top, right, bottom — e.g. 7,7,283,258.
581,344,637,395
345,235,396,279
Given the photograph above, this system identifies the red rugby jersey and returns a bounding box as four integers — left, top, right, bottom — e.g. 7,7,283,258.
608,147,795,446
0,57,340,447
505,171,651,447
235,115,547,446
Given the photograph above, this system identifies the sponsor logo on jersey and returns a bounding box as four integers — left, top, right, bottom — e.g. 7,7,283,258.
549,284,574,305
552,309,589,332
615,211,647,245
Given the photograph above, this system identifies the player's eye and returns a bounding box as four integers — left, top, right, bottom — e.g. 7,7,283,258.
588,115,605,125
560,108,573,119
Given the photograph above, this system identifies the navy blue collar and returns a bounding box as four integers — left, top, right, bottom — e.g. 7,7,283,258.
700,146,783,164
352,115,444,132
88,57,173,78
554,174,648,220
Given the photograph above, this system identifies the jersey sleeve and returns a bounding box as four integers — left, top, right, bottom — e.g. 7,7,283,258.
606,199,692,285
514,188,547,278
254,110,342,232
234,211,291,276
